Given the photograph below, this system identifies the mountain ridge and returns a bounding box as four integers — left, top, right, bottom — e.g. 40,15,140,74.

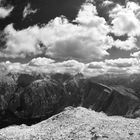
0,72,140,128
0,107,140,140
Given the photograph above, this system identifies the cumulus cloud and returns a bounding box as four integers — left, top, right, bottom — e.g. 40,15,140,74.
109,1,140,51
29,57,55,66
110,2,140,36
0,57,85,75
105,58,139,75
131,51,140,58
23,3,37,19
2,0,140,69
0,24,44,58
0,61,27,73
29,57,85,74
74,3,97,25
114,36,137,50
86,0,94,3
102,0,114,6
86,58,139,76
0,6,13,18
0,57,140,76
2,1,140,60
86,61,105,69
105,58,138,67
0,3,113,62
56,60,85,74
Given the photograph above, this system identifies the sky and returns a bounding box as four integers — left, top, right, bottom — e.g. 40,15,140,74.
0,0,140,76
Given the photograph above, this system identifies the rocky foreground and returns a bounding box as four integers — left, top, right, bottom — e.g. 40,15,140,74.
0,107,140,140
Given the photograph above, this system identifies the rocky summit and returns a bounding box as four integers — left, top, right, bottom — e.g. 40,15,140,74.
0,107,140,140
0,72,140,128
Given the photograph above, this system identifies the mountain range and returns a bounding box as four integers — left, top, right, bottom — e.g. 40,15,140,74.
0,72,140,129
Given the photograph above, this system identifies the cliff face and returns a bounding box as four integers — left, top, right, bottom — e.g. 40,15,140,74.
64,78,140,117
0,73,140,128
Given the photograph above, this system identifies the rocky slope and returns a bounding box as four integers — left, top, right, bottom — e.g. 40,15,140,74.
0,107,140,140
0,73,140,128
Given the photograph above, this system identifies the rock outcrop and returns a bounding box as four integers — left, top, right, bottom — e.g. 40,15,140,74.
0,73,140,128
1,107,140,140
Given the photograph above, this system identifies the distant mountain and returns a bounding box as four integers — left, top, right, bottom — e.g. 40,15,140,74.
0,72,140,128
91,74,140,98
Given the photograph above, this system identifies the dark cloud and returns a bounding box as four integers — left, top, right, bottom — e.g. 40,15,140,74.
1,0,140,30
108,33,128,41
107,47,133,59
0,0,85,30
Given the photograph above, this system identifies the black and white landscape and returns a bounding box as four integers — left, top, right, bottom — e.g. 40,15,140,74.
1,0,140,139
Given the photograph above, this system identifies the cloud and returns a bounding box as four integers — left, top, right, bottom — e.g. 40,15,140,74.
29,57,85,74
127,1,140,11
86,58,139,76
110,2,140,36
0,61,27,73
0,6,13,19
109,1,140,51
87,61,105,69
131,51,140,58
0,57,140,76
74,3,97,25
1,57,85,75
56,60,85,74
86,0,94,3
23,3,37,19
0,24,44,58
105,58,139,75
1,1,140,77
0,3,113,62
102,0,114,6
29,57,55,66
105,58,137,67
113,36,137,50
2,1,140,64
